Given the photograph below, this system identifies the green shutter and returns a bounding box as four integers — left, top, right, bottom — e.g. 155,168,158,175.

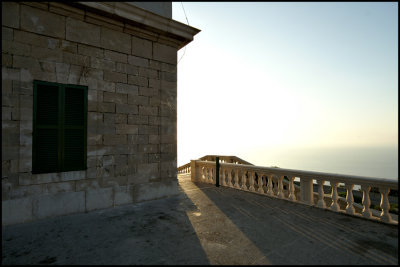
33,81,61,173
62,86,87,171
33,81,87,174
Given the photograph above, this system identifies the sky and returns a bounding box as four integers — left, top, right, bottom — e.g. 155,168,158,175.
172,2,398,176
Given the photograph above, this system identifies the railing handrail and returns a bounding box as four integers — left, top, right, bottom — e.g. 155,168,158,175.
195,160,397,189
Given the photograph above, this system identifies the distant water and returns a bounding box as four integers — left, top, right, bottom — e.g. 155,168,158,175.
256,146,398,180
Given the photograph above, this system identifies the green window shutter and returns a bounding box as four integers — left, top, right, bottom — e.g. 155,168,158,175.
62,86,87,171
33,82,61,173
33,81,87,174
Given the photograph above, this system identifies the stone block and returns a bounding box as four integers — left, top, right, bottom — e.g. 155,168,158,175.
161,134,176,144
131,35,152,59
161,62,176,73
85,187,113,212
128,153,148,165
98,102,115,113
137,162,159,180
128,55,148,67
21,5,65,38
114,186,133,206
128,75,147,87
30,172,61,185
103,91,127,104
132,180,179,203
60,170,86,181
2,2,20,29
128,134,148,145
138,125,158,135
149,78,161,89
13,55,40,70
115,124,139,135
104,70,127,83
96,122,115,134
148,153,161,163
18,158,31,173
91,57,115,71
160,71,177,82
116,83,138,95
116,103,138,115
2,107,12,120
46,181,75,194
149,96,161,106
2,27,13,41
138,67,158,79
138,144,159,154
78,44,104,58
149,60,161,70
105,50,127,63
63,52,90,66
139,106,158,116
2,67,21,81
100,27,131,54
128,95,148,106
2,53,12,67
153,43,177,64
149,134,160,144
76,179,100,191
2,146,19,161
103,134,127,145
96,80,115,92
103,113,115,124
115,113,127,124
31,46,63,62
34,191,85,220
128,114,148,125
116,62,138,75
66,17,101,46
139,87,159,97
60,40,77,53
2,197,32,226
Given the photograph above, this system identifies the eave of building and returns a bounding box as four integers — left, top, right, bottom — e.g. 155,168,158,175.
74,2,200,49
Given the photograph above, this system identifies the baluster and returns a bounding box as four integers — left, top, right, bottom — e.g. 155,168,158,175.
263,176,267,192
258,173,265,194
345,183,355,215
211,167,215,184
288,176,296,201
249,172,255,192
277,175,284,198
241,171,248,190
361,184,372,219
221,168,226,186
207,167,211,183
234,169,240,189
317,179,326,208
379,187,392,223
227,169,233,187
330,181,340,211
267,174,274,196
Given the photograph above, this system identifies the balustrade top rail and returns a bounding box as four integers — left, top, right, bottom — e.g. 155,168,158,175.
195,161,398,189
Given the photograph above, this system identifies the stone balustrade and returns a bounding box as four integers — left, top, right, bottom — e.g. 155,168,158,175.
187,159,398,225
177,162,191,174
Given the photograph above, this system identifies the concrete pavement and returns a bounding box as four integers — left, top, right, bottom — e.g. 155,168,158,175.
2,175,398,264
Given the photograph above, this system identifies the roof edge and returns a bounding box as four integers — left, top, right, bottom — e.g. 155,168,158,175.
76,2,200,49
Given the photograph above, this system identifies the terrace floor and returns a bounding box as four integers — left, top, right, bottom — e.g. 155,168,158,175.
2,174,398,265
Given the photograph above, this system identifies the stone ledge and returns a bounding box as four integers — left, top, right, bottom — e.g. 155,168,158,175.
75,2,200,49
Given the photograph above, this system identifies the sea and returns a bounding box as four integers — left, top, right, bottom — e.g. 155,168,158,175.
248,146,398,183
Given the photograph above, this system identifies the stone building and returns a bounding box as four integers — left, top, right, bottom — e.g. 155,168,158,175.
2,2,200,225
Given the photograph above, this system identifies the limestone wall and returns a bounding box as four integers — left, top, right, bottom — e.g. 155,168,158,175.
2,2,186,225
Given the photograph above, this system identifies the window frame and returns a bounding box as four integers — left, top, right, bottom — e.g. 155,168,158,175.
32,80,88,174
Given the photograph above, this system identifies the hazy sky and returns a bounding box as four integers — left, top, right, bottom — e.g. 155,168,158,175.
172,2,398,168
